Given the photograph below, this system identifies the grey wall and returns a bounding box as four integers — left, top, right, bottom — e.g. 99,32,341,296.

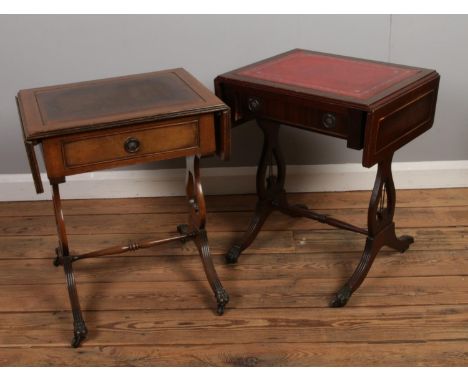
1,15,467,174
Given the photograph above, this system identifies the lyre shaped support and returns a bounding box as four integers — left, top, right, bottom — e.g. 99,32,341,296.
226,119,285,264
226,119,369,264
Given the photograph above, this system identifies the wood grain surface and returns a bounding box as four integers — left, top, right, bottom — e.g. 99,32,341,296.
0,188,467,366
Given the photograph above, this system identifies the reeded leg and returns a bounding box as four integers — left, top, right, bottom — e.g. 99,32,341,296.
226,200,272,264
182,155,229,314
226,119,285,263
63,255,88,347
195,229,229,314
330,154,414,307
330,236,381,308
51,183,88,347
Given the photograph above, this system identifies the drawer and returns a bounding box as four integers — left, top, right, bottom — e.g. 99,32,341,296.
63,119,199,168
41,115,217,179
225,87,351,140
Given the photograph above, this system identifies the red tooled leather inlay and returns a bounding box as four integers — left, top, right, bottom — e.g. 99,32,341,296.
238,51,419,100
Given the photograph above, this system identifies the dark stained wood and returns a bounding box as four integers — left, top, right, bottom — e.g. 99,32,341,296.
0,189,467,365
330,153,413,307
221,119,426,306
219,49,434,106
215,48,439,167
41,114,217,178
18,68,227,140
16,96,44,194
215,108,231,160
36,73,202,122
18,68,231,187
215,50,439,307
51,182,87,347
363,79,439,166
71,234,191,263
216,48,437,110
15,69,231,347
179,155,229,315
62,119,200,167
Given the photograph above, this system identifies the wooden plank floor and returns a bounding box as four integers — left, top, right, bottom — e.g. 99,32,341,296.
0,188,467,366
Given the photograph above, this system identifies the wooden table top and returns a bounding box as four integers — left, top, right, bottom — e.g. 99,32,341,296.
217,49,437,109
17,68,227,141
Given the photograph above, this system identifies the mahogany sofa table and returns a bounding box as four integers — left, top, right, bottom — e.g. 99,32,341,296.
215,49,440,307
17,68,231,347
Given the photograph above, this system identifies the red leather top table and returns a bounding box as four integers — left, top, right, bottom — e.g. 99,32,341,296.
215,49,440,307
238,49,419,100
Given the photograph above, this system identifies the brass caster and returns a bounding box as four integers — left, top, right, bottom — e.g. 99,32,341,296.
215,288,229,315
330,285,352,308
225,245,241,264
71,320,88,348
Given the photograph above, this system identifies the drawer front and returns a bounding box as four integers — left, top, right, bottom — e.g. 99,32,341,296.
63,119,199,168
222,86,352,140
41,115,219,180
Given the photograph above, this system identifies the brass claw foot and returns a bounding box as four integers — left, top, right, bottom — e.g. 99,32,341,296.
215,287,229,315
71,320,88,348
330,285,352,308
225,244,241,264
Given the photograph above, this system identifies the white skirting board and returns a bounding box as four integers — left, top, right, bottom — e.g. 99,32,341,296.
1,161,468,201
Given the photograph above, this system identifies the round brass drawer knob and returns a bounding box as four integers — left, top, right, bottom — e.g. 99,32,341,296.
322,113,336,129
247,97,261,112
124,137,140,153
